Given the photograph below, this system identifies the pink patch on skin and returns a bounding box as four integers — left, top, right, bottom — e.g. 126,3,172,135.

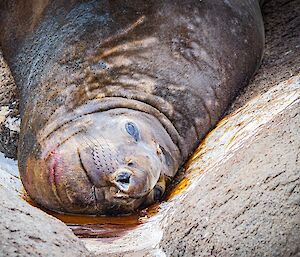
47,149,63,185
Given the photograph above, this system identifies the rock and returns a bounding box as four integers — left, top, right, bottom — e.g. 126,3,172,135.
0,184,93,256
159,80,300,257
0,53,19,159
0,52,16,105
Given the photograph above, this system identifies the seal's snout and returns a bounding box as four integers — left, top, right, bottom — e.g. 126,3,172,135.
112,167,150,198
114,169,132,191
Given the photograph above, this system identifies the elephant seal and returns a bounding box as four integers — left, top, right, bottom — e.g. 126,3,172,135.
0,0,264,215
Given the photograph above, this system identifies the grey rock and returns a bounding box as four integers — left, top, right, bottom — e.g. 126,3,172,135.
0,186,93,257
160,97,300,257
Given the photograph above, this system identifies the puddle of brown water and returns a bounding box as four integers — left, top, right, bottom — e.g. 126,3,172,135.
22,191,160,239
62,216,141,239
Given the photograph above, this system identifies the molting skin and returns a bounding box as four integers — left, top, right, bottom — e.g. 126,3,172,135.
0,0,264,214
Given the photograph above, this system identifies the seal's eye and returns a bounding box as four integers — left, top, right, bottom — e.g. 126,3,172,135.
125,122,140,142
153,186,163,202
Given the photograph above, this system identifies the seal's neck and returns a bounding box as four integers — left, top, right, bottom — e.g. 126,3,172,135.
37,98,186,161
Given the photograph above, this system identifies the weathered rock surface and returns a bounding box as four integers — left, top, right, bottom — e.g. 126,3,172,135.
160,86,300,257
0,53,19,159
0,184,93,257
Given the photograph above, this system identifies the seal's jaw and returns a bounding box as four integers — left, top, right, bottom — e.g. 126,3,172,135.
22,109,180,215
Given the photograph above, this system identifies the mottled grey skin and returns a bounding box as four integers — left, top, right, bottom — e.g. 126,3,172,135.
0,0,264,214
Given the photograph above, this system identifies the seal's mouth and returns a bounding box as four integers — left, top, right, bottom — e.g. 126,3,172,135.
77,144,160,200
77,151,141,201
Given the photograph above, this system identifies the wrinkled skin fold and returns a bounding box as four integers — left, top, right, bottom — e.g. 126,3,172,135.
0,0,264,214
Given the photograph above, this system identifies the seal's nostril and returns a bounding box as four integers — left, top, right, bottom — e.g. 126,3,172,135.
153,186,163,201
116,171,131,185
127,160,134,167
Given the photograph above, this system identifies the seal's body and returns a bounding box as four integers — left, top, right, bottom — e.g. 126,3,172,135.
0,0,264,214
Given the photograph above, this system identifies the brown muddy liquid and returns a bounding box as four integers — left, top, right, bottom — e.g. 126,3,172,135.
23,192,160,239
53,212,143,239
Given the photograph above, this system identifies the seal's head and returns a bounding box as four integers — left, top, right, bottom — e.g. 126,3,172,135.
22,109,180,215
